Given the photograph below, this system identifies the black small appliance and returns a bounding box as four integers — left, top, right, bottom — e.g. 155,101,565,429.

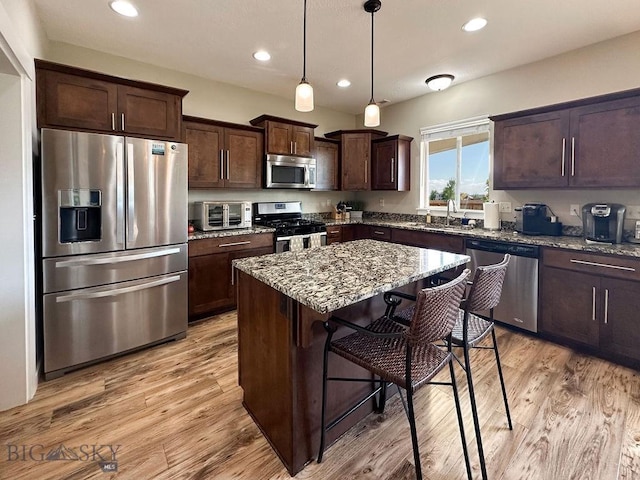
515,203,562,236
581,203,626,244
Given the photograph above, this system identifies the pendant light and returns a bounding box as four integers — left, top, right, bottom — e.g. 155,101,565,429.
295,0,314,112
363,0,381,127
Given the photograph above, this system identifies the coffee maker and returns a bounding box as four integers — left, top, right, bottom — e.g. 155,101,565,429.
582,203,626,244
515,203,562,236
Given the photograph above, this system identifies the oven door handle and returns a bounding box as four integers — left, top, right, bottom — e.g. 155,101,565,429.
277,232,327,242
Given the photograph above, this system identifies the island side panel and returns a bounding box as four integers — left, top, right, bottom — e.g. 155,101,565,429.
237,270,295,472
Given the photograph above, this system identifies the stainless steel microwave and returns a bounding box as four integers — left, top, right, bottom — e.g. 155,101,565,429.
265,154,316,189
193,201,252,231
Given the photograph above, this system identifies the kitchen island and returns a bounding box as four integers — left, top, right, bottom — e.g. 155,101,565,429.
232,239,469,475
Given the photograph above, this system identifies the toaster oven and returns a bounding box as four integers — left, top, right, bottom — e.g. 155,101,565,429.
193,201,252,231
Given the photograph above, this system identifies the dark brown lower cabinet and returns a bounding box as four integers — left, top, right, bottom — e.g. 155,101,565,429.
390,228,465,253
325,226,342,245
188,233,273,319
540,248,640,366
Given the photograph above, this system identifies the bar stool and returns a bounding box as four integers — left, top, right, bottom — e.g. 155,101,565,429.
386,254,512,480
318,269,472,480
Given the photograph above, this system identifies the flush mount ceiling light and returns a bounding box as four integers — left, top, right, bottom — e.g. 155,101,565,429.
253,50,271,62
337,79,351,88
462,17,487,32
109,0,138,17
426,74,455,91
363,0,381,127
295,0,314,112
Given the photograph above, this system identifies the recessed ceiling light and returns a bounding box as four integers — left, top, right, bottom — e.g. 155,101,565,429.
337,79,351,88
426,74,455,91
253,50,271,62
109,1,138,17
462,17,487,32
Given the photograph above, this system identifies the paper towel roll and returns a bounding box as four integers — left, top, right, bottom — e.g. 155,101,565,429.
483,202,500,230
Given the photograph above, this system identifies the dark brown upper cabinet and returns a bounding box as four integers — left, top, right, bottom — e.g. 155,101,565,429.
371,134,413,191
492,88,640,189
250,115,317,157
183,117,263,189
325,129,388,191
36,60,187,141
313,137,340,190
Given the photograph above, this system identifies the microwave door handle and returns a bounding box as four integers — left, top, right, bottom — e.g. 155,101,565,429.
304,166,309,187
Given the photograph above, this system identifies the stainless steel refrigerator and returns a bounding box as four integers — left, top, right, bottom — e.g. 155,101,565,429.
40,128,188,379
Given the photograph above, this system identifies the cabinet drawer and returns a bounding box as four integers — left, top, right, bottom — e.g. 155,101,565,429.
189,233,273,257
369,226,391,241
326,226,343,244
542,248,640,282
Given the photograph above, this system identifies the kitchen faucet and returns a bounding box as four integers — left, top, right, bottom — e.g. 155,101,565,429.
446,199,457,226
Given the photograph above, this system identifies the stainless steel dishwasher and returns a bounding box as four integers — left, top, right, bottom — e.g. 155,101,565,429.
465,238,539,332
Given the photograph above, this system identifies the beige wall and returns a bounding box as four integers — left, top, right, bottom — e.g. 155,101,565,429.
0,0,44,410
46,42,358,213
357,30,640,228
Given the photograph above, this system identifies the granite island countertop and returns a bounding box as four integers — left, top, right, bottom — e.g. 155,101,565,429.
232,239,469,314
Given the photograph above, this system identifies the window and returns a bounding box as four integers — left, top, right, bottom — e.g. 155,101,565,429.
420,116,490,211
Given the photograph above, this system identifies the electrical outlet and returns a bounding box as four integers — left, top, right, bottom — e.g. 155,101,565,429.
626,205,640,220
570,204,580,216
379,198,385,207
326,199,332,207
499,202,511,213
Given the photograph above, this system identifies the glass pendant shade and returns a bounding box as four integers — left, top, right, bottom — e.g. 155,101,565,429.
295,80,314,112
295,0,314,112
364,102,380,127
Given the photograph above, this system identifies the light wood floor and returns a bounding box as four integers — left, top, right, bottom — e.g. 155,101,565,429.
1,311,639,480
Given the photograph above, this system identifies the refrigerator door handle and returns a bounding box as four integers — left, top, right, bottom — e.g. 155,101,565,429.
54,247,182,268
56,275,181,303
116,141,126,246
126,142,136,243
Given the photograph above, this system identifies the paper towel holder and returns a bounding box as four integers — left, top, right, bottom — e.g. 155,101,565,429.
483,201,501,231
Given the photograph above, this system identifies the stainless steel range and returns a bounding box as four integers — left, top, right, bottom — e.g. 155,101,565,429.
253,201,326,253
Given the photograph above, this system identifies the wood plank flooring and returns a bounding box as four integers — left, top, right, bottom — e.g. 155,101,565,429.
1,311,639,480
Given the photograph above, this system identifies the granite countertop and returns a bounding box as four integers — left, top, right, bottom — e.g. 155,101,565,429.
232,239,469,314
188,226,275,241
325,219,640,258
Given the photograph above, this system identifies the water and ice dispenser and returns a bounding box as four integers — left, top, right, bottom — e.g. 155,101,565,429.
58,189,102,243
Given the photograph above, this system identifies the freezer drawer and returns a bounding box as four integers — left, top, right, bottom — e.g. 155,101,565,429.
43,244,188,294
43,271,187,378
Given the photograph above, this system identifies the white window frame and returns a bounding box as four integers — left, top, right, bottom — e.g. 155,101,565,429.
418,115,491,218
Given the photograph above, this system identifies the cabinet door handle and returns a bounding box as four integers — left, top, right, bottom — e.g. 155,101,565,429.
111,113,116,131
364,161,368,184
290,141,294,154
121,113,125,131
561,138,566,177
328,230,340,234
391,158,395,182
570,259,635,272
220,150,224,180
592,286,596,321
373,230,386,236
604,288,609,324
571,137,575,176
294,142,297,154
226,150,230,180
219,241,251,248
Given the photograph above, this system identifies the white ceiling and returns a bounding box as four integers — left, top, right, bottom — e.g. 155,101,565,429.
33,0,640,114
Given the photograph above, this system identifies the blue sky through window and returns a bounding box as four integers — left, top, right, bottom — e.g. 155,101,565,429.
428,140,489,198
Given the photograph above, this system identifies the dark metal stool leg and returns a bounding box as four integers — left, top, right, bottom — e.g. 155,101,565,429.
464,345,489,480
450,359,473,480
405,386,423,480
376,378,388,414
491,328,512,430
